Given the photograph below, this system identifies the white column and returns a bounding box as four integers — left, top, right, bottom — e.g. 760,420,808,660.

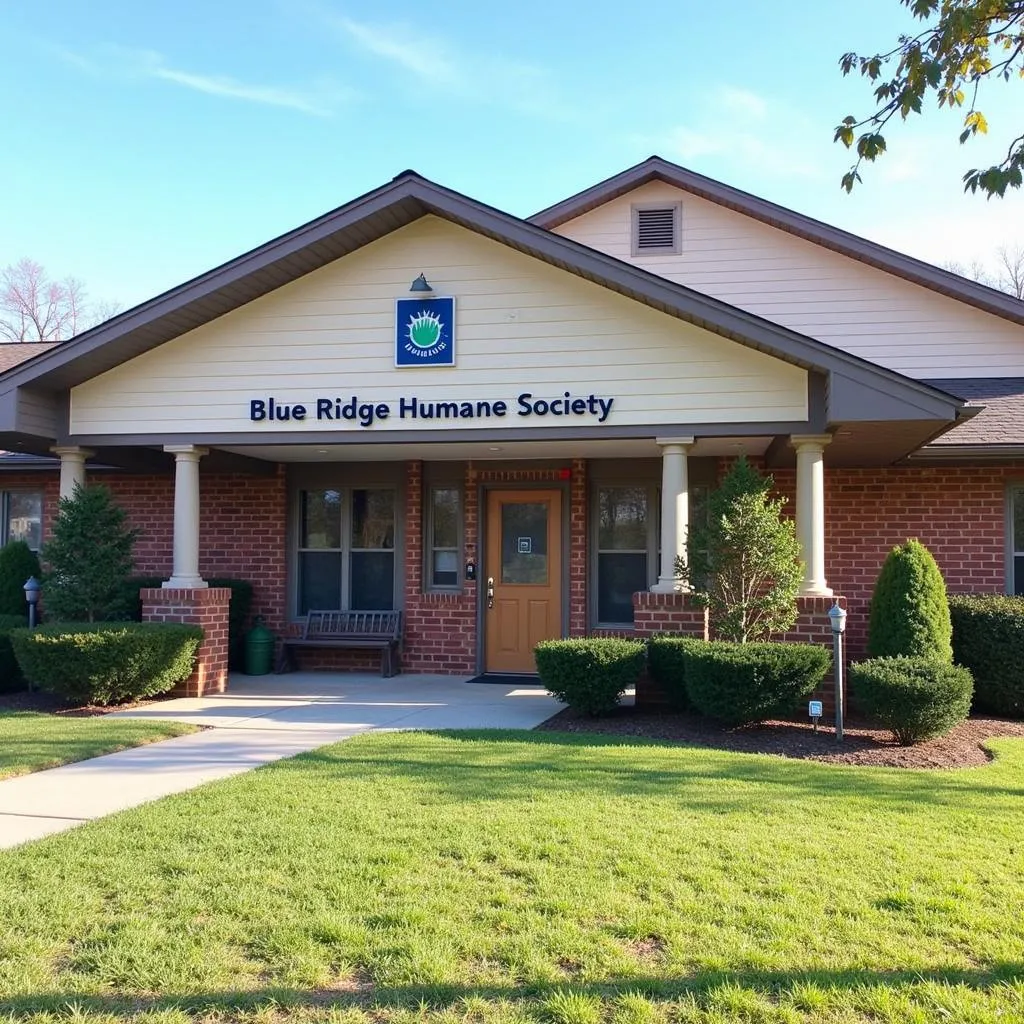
163,445,209,589
651,436,695,593
50,446,94,499
790,434,833,597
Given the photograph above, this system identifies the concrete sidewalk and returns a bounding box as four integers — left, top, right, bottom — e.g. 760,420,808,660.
0,673,560,850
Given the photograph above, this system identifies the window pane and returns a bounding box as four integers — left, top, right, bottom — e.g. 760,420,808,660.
501,502,548,584
431,488,459,548
598,487,647,550
7,492,42,551
1015,490,1024,553
352,489,395,549
432,549,459,588
299,551,342,613
301,490,342,549
351,551,395,609
597,552,647,624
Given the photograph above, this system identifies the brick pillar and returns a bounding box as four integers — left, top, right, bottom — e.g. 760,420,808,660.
141,587,232,697
780,595,848,715
631,591,708,706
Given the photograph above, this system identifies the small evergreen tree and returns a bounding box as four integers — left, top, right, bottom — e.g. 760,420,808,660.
677,456,803,643
0,540,41,616
41,484,140,622
867,539,953,661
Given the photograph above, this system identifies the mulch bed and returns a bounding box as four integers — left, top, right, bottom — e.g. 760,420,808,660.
537,704,1024,768
0,690,166,717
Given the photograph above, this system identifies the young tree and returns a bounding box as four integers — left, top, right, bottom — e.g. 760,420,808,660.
0,258,118,342
41,485,140,622
835,0,1024,197
945,243,1024,298
677,456,804,643
0,541,41,616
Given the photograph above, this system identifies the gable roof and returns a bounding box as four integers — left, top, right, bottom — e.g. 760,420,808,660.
530,156,1024,329
0,170,961,437
0,342,58,373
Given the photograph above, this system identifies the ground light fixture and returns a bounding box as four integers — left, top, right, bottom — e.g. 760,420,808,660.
828,599,847,741
23,575,40,629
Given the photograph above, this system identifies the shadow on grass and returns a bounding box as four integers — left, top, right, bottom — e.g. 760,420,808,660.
279,729,1024,811
4,964,1024,1016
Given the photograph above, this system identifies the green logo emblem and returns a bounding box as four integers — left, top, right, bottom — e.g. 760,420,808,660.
407,310,444,349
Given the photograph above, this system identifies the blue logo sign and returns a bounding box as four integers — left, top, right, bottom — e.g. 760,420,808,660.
396,297,455,367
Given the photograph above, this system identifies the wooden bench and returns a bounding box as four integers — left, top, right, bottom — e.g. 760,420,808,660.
275,610,402,677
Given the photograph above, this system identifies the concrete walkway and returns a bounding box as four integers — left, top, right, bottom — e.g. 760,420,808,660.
0,673,560,850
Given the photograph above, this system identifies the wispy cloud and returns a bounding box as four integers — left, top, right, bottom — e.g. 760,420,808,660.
327,13,571,119
52,44,354,117
638,86,826,180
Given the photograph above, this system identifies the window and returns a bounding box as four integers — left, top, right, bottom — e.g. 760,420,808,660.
427,486,461,589
2,491,42,551
596,487,650,624
631,202,682,255
297,488,395,613
592,482,710,626
1010,486,1024,594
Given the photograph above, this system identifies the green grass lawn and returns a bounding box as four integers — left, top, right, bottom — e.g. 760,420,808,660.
0,711,198,779
1,730,1024,1024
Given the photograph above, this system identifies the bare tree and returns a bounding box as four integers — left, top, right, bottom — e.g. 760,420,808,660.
0,258,117,342
944,245,1024,300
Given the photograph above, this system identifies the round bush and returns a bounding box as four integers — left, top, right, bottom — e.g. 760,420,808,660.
950,594,1024,718
0,613,27,693
683,640,831,726
647,634,703,709
850,656,973,745
0,541,41,616
10,622,204,706
535,638,646,716
868,539,952,661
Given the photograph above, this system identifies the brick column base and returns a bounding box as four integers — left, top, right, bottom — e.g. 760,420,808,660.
141,587,232,697
781,595,848,716
631,591,708,706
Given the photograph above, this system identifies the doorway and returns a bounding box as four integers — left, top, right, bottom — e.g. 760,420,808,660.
483,489,563,673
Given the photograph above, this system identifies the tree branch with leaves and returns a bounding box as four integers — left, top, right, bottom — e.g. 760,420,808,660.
836,0,1024,197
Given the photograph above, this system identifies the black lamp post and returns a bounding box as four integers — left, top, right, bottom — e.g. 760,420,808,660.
827,599,847,741
24,576,40,629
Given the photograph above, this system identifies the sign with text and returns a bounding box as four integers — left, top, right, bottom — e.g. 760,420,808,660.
248,391,616,427
395,297,455,367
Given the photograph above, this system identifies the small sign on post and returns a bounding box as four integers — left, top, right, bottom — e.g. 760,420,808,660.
808,699,823,732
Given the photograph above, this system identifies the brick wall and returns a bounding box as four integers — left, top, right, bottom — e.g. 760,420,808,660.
7,458,1023,681
140,586,231,697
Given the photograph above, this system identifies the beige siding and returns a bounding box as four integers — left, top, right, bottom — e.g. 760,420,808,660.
69,216,806,436
553,181,1024,378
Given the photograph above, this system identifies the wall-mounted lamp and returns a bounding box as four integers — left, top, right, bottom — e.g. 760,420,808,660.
409,273,434,295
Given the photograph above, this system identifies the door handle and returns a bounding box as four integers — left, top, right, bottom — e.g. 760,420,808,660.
486,576,494,609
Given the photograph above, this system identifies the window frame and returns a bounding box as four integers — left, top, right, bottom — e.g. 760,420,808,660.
425,483,463,593
1006,484,1024,595
591,482,660,627
292,483,401,617
1,489,44,552
631,201,683,256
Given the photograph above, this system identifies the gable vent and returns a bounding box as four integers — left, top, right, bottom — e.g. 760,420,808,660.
632,204,681,254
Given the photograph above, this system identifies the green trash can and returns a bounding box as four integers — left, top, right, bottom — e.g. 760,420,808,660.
244,616,276,676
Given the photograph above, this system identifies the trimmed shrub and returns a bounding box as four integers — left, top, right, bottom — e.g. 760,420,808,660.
10,622,203,706
868,539,953,662
949,594,1024,717
850,656,973,745
535,637,646,716
647,634,703,708
0,613,28,693
0,541,41,616
119,576,254,670
683,640,831,726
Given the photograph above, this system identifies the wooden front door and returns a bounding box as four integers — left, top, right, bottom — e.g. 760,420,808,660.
484,489,563,674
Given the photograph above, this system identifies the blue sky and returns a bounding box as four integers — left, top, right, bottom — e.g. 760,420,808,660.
3,0,1022,311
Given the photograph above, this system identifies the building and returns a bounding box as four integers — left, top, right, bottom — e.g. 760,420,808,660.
1,157,1022,695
